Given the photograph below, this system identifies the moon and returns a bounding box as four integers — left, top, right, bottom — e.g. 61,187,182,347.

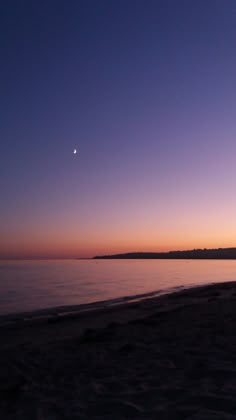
73,149,77,154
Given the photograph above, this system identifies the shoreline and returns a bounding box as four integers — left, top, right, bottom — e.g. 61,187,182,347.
0,283,192,328
0,281,234,348
2,280,236,418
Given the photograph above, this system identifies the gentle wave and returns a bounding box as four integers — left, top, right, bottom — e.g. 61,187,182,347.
0,282,215,327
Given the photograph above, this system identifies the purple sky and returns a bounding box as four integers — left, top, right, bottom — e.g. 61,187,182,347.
1,1,236,258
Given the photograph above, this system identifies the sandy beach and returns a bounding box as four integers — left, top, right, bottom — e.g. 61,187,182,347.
1,281,236,419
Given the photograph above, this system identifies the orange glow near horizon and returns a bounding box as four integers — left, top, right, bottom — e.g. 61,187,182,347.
1,221,236,259
1,160,236,259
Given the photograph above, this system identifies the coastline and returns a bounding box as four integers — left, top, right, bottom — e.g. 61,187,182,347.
0,284,191,329
1,280,236,418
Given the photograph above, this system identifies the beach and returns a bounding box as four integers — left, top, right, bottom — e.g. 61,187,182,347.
1,281,236,419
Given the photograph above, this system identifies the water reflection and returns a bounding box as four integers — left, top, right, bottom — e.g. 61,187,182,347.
0,259,236,315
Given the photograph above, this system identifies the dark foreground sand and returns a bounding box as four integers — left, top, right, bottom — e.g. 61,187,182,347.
1,281,236,419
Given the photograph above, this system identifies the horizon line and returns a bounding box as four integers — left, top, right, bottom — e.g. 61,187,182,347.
1,246,236,260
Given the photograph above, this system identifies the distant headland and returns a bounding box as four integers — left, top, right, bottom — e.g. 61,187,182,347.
94,248,236,260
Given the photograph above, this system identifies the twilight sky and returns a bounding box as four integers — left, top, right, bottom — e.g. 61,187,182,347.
1,0,236,258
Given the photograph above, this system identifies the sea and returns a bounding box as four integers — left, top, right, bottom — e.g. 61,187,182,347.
0,259,236,317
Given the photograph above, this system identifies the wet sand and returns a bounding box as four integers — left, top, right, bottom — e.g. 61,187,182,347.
1,281,236,419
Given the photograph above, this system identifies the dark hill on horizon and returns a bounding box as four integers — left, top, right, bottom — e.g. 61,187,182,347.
94,248,236,260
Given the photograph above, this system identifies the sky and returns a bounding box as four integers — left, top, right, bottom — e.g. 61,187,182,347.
1,0,236,259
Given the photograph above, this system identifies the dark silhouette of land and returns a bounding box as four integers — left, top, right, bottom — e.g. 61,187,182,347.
94,247,236,259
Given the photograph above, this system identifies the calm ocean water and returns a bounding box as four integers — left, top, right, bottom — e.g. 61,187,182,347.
0,259,236,316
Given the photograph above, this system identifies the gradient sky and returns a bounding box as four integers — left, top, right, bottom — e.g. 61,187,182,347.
1,0,236,258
